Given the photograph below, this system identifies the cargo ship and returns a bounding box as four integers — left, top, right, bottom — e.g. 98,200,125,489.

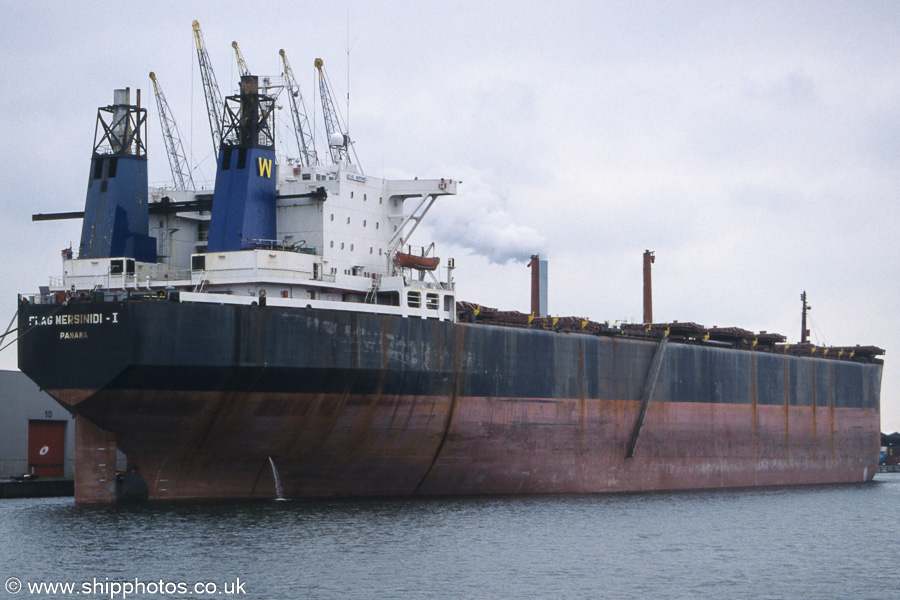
16,35,884,503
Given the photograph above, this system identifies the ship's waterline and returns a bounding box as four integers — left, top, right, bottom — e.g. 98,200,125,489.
19,301,881,502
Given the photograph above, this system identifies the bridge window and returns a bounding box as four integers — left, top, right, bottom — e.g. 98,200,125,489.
407,291,421,308
426,293,439,310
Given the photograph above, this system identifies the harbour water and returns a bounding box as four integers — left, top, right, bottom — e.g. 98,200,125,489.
3,473,900,599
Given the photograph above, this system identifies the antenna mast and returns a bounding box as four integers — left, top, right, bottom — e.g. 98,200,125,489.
800,291,811,344
346,7,350,135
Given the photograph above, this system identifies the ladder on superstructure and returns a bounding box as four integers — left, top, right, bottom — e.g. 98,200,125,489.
364,275,382,304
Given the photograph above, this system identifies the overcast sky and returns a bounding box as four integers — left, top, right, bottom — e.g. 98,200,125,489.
1,1,897,430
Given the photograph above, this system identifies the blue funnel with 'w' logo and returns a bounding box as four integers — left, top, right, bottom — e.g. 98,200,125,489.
208,75,277,251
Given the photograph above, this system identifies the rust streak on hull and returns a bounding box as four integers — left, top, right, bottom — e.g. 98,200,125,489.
23,302,881,503
53,388,878,501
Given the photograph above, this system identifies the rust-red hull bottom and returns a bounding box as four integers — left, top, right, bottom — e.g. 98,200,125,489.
53,388,879,502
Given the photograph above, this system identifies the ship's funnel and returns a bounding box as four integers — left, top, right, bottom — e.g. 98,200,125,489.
207,75,277,252
528,254,548,317
78,88,157,263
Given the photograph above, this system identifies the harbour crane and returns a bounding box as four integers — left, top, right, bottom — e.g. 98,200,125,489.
232,41,250,77
280,49,317,167
314,58,354,166
149,72,195,190
192,20,225,157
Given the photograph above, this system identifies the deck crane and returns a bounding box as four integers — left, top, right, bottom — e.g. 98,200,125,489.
192,20,225,157
232,41,250,77
280,49,317,167
149,72,195,190
314,58,357,167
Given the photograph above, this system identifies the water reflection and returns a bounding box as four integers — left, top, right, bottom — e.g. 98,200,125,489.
2,476,900,598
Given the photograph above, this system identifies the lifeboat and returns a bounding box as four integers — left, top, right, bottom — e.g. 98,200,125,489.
393,252,440,271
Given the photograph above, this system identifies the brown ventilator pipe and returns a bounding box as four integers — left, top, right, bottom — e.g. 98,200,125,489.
643,250,655,324
529,254,540,316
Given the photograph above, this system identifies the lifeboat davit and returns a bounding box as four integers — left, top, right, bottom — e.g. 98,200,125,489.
393,252,440,271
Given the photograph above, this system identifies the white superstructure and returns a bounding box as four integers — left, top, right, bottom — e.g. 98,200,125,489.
52,161,459,322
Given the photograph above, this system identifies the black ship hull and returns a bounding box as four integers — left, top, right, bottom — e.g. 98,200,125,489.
17,299,882,502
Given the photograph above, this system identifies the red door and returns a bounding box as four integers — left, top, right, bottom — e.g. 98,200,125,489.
28,420,66,477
